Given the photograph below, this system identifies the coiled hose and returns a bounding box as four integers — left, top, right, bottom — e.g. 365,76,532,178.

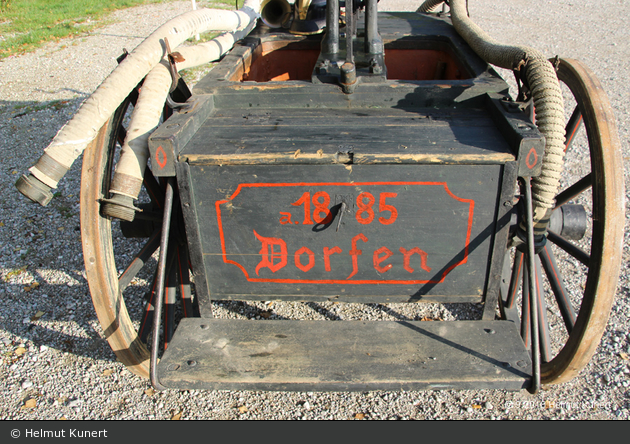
104,29,258,221
417,0,446,13
419,0,566,234
16,1,261,207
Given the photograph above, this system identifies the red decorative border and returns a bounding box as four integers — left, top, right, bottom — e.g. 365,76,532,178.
215,182,475,284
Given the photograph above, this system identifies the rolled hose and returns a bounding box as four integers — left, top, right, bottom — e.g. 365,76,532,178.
420,0,566,233
16,1,261,206
417,0,446,13
105,29,257,221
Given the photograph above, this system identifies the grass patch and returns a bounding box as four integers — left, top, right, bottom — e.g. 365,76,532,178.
0,1,242,59
0,1,243,59
2,265,28,283
11,99,72,117
0,0,171,58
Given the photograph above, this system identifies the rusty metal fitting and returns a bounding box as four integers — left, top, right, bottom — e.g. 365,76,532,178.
340,61,357,94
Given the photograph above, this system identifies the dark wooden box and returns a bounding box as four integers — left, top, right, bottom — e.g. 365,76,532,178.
148,13,543,316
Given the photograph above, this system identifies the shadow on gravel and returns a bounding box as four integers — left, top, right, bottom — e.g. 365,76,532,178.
0,94,119,365
1,280,118,364
0,97,84,120
216,300,290,320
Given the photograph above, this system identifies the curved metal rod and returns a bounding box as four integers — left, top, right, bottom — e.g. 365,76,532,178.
143,169,165,210
524,178,540,394
150,177,175,391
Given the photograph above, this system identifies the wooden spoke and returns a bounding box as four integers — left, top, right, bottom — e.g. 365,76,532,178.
139,269,158,344
547,230,590,267
564,105,583,152
554,174,592,209
521,264,531,350
539,244,577,333
164,253,177,351
118,230,160,292
143,168,164,210
505,250,524,309
534,257,552,363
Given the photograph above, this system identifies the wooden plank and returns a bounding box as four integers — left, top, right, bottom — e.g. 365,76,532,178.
179,107,515,164
482,162,518,320
176,161,213,317
158,318,532,391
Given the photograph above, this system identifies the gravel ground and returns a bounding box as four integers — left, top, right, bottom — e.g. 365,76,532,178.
0,0,629,420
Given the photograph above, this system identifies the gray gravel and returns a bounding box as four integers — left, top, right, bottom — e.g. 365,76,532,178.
0,0,629,420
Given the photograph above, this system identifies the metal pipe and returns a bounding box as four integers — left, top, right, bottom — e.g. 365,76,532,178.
260,0,292,28
345,0,354,63
321,0,339,54
364,0,381,55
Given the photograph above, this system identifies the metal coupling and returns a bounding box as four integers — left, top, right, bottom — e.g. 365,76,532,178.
15,173,54,206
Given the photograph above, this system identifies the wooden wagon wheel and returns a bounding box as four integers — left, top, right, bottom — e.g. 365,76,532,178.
80,88,197,378
501,58,625,385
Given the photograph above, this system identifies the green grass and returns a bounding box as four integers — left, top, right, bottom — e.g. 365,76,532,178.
0,0,173,57
0,1,241,58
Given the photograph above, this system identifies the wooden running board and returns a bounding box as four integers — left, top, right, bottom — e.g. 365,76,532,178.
157,319,532,391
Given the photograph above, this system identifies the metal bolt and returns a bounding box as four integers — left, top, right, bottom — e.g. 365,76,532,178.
369,58,382,74
316,59,329,75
